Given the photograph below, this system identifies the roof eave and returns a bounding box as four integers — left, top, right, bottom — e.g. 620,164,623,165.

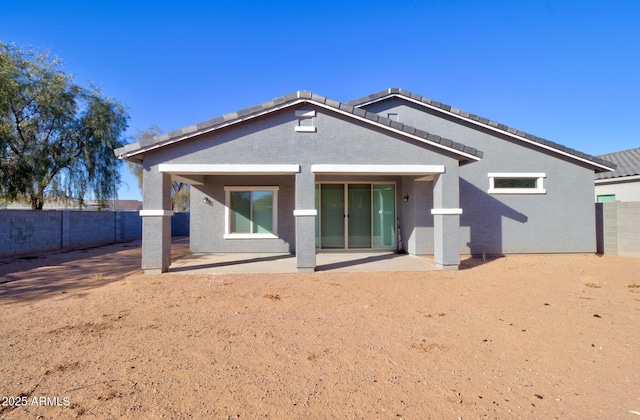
352,90,615,173
595,174,640,183
114,91,484,164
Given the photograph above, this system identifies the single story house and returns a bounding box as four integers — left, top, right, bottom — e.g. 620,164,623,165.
115,89,614,273
595,147,640,202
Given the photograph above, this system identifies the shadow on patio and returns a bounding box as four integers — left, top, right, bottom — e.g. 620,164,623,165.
169,251,438,274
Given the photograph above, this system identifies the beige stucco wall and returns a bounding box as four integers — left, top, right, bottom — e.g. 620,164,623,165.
595,179,640,202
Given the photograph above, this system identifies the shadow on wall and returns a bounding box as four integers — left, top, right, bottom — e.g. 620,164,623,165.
460,178,528,256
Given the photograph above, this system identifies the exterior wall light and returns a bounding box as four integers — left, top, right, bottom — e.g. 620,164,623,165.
403,195,409,202
203,197,213,205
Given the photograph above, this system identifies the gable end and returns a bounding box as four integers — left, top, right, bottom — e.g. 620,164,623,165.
115,91,484,164
349,88,615,173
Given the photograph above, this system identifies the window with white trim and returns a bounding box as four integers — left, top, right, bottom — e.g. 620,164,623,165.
224,187,278,238
488,173,546,194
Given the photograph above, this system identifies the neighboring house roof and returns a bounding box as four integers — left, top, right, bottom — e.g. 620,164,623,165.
595,147,640,180
2,199,143,211
348,88,615,173
115,91,483,164
109,200,143,211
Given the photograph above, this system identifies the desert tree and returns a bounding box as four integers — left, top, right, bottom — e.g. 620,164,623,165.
0,43,129,209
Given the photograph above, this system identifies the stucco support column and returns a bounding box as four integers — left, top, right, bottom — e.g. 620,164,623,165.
294,167,316,273
140,167,173,274
411,180,432,255
432,166,461,271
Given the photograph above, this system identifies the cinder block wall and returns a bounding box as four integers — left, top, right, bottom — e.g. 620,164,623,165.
68,211,116,248
171,212,190,236
596,202,640,258
118,211,143,241
0,210,63,257
0,211,189,258
614,202,640,258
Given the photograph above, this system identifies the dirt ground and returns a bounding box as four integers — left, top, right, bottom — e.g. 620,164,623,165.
1,241,639,419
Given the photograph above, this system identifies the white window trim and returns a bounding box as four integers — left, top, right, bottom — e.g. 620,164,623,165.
488,173,547,195
224,186,279,239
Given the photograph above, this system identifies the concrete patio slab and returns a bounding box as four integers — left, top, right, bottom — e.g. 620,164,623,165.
169,251,438,274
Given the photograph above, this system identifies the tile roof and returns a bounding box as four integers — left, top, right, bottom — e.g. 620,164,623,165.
348,88,615,172
595,147,640,180
115,91,483,162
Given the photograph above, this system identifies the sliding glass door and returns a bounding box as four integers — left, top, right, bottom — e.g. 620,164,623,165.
316,183,395,250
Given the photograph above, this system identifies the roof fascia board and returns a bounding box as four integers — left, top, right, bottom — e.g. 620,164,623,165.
357,94,614,172
595,174,640,184
119,101,303,159
121,97,482,163
310,102,481,162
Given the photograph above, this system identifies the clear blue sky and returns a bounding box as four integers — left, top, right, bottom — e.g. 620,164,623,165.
2,0,639,200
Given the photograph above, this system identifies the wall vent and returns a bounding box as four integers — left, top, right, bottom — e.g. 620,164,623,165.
295,109,316,133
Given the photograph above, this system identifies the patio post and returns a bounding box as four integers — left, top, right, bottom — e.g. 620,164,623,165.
432,165,462,270
294,166,316,273
140,166,173,274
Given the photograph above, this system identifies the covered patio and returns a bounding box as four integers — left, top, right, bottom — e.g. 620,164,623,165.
168,249,438,274
115,91,484,274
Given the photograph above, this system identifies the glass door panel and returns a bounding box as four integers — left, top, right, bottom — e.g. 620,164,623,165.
348,184,371,248
373,184,396,248
320,184,345,249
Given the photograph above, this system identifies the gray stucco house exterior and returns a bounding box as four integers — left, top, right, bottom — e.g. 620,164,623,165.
115,89,614,273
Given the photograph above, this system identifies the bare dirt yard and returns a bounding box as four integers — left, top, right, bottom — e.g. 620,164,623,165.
1,241,639,419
